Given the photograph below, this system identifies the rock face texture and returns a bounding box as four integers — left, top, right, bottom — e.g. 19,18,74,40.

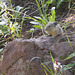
0,35,75,75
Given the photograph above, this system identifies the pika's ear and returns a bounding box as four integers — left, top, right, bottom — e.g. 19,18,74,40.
53,22,57,25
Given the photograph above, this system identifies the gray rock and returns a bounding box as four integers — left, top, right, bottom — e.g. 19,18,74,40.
0,34,75,75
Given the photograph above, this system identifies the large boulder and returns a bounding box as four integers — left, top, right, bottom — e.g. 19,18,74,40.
0,35,75,75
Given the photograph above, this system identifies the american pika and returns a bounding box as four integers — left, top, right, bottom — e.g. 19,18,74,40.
45,22,63,37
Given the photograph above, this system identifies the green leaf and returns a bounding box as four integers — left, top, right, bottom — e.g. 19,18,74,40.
30,21,40,25
49,7,55,22
41,63,54,75
33,25,41,29
63,63,75,70
44,69,48,75
36,0,42,15
65,52,75,60
10,26,14,33
28,28,35,33
25,16,47,26
25,17,38,22
33,16,47,25
50,52,55,64
41,14,48,24
33,16,42,19
51,7,55,22
46,0,52,4
49,16,52,22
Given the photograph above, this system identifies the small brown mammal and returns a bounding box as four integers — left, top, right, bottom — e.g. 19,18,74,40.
45,22,63,37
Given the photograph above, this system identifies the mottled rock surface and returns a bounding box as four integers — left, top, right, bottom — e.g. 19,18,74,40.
0,35,75,75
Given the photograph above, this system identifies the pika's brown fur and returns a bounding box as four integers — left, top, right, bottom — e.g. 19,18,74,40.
45,22,63,37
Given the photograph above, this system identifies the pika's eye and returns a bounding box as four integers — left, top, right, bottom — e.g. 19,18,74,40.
48,25,50,27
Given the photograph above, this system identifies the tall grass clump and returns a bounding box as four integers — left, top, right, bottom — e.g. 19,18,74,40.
25,0,55,33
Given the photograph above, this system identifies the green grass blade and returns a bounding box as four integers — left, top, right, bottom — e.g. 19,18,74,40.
65,52,75,60
36,0,42,15
50,52,55,64
41,63,54,75
44,69,48,75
